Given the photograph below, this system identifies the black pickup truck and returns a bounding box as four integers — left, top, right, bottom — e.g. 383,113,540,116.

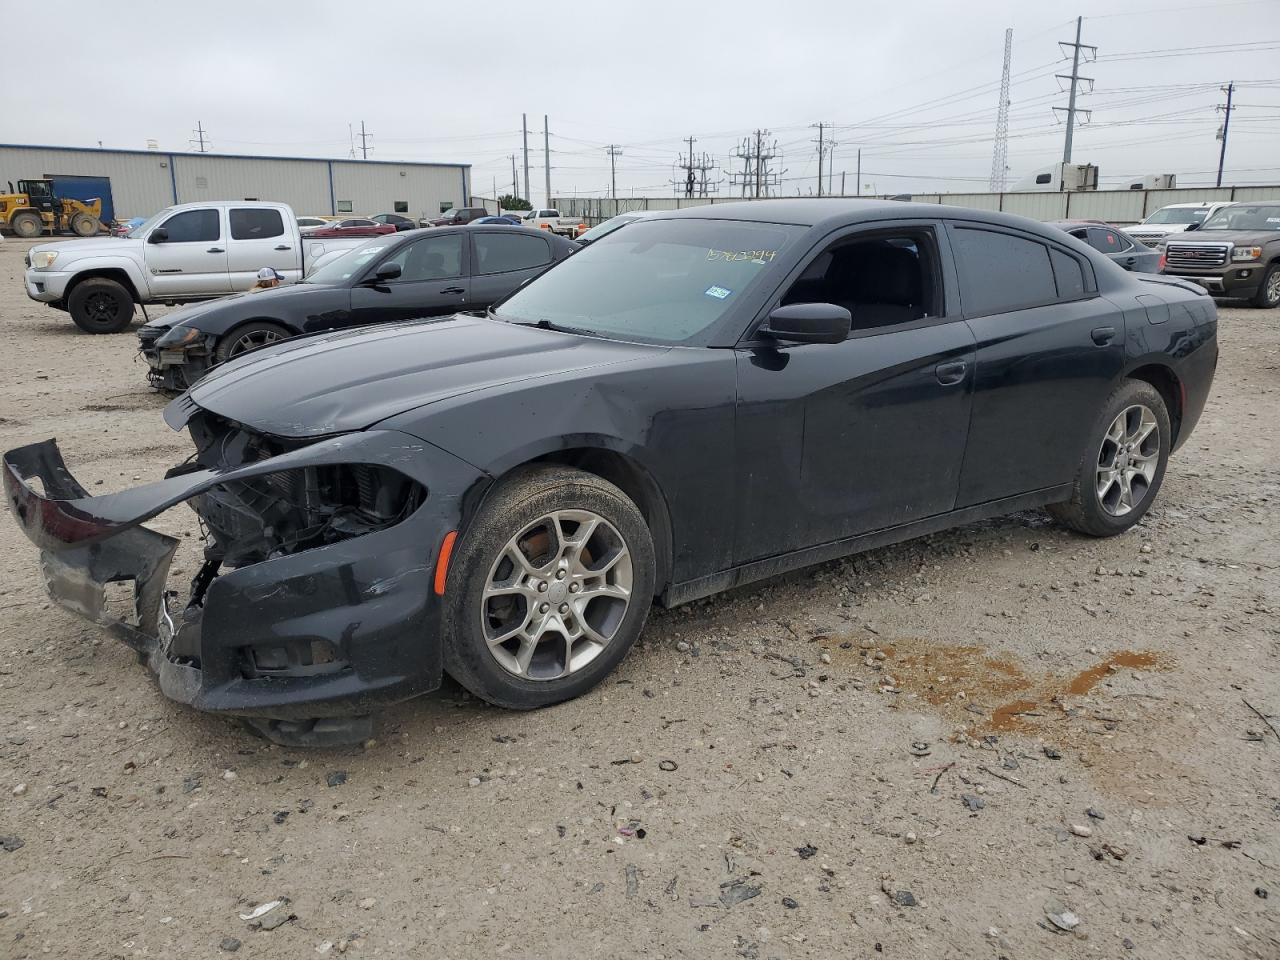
1160,201,1280,308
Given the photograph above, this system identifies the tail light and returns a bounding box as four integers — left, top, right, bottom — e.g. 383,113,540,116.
1158,253,1166,272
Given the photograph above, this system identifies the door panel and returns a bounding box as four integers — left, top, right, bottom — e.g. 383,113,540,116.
347,232,469,328
734,320,976,564
145,208,229,297
957,296,1125,506
226,207,297,288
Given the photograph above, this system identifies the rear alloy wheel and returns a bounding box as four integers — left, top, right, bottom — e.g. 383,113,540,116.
1251,264,1280,309
214,321,290,361
1048,379,1171,537
442,465,655,709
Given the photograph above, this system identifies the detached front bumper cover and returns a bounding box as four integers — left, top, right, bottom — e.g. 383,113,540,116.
3,430,484,746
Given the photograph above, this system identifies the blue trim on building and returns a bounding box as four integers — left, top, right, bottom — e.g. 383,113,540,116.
0,142,471,170
167,154,178,203
327,160,336,215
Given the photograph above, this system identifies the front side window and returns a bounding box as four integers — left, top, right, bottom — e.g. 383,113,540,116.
303,236,402,285
230,208,284,240
1201,204,1280,231
779,232,938,332
160,208,220,243
496,218,802,344
950,226,1057,316
382,234,464,282
474,233,551,275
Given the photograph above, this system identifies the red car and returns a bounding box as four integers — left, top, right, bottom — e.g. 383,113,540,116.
304,217,397,238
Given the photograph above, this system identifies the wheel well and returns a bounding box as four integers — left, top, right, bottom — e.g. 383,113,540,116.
65,269,140,303
519,447,675,595
1127,364,1183,445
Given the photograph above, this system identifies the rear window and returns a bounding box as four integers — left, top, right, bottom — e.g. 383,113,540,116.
230,207,284,240
950,227,1057,316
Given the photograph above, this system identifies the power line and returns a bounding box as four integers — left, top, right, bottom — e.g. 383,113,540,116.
990,28,1013,191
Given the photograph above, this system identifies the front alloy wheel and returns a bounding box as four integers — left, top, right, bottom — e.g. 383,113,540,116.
482,510,632,680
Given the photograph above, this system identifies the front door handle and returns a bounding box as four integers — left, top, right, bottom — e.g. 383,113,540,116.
441,286,465,295
1091,325,1116,346
935,360,967,385
207,247,224,253
274,244,292,251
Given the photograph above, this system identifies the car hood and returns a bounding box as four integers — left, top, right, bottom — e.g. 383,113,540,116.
1167,230,1278,245
31,236,142,260
169,314,663,439
142,283,332,331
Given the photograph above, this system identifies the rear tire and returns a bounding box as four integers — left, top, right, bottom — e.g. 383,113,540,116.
67,277,134,333
1251,264,1280,309
1048,379,1171,537
441,465,655,710
214,321,291,362
10,212,42,238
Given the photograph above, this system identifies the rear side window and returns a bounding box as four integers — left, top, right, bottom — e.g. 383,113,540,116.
160,208,219,243
473,233,551,275
950,227,1057,316
1050,249,1086,299
230,208,284,240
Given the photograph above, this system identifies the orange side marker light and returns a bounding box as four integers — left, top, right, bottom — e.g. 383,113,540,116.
434,531,458,596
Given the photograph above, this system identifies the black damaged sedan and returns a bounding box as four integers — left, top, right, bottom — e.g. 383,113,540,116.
4,200,1218,746
138,224,578,391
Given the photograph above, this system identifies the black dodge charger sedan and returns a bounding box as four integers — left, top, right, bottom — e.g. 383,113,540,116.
138,224,578,390
4,200,1218,746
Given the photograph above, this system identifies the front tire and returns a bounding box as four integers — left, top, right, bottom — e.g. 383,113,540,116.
1251,264,1280,309
441,465,655,710
1048,379,1171,537
214,321,291,362
70,213,99,237
67,277,134,333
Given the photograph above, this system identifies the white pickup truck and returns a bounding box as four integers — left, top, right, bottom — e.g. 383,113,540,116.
23,200,366,333
519,208,585,238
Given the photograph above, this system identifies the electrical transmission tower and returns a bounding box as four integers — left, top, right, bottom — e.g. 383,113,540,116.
988,29,1013,191
672,136,719,197
730,131,784,199
1054,17,1095,164
190,121,210,153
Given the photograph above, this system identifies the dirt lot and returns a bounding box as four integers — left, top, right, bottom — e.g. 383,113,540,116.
0,236,1277,960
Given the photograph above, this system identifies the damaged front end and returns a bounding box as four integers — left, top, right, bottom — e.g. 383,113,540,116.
3,409,483,746
138,324,212,393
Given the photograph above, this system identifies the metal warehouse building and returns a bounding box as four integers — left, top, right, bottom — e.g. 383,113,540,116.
0,144,471,222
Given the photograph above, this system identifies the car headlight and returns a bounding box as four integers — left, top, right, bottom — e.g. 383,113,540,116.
30,251,59,270
1231,246,1262,262
155,325,204,349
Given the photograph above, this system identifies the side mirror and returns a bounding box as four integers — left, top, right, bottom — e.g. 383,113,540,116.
1183,222,1199,232
761,303,851,344
148,227,168,244
368,261,402,283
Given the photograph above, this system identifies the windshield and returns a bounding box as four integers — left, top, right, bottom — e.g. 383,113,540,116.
127,208,172,239
576,214,643,244
494,218,803,345
302,236,401,284
1200,204,1280,232
1144,207,1210,225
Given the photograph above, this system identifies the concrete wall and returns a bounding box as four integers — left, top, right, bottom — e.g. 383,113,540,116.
0,144,470,221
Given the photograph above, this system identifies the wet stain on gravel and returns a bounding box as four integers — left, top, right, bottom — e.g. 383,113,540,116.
821,635,1171,736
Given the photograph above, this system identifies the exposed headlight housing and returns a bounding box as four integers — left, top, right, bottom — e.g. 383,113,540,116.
30,251,59,270
155,325,204,349
1232,246,1262,262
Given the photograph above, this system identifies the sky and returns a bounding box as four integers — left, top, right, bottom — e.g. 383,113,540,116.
5,0,1280,204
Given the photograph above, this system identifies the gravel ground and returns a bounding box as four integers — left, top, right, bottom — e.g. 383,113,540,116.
1,236,1277,959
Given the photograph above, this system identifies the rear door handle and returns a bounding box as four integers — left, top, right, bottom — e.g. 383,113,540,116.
207,247,224,253
274,244,292,251
935,360,967,385
441,286,465,295
1091,325,1117,345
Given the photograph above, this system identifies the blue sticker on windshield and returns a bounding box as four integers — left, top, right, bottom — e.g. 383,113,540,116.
705,285,732,300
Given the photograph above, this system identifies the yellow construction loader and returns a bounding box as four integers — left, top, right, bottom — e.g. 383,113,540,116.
0,179,102,237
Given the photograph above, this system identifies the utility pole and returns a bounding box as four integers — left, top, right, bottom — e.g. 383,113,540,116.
190,121,209,153
856,149,862,196
543,115,551,208
358,120,372,160
989,27,1013,191
605,144,622,205
1055,17,1096,165
509,154,518,200
841,171,846,196
1216,81,1235,187
521,114,531,205
814,122,824,197
729,132,783,199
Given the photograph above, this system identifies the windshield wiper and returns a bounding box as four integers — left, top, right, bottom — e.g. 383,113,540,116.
500,315,600,337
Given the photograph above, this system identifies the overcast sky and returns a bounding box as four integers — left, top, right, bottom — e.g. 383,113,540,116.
6,0,1280,203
